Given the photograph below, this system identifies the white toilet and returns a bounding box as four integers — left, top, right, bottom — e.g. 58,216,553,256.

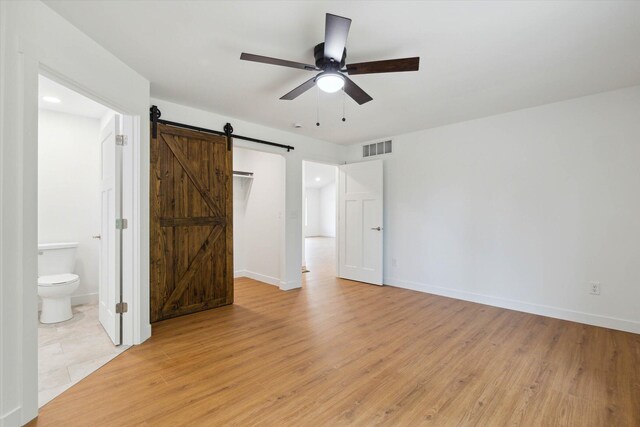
38,242,80,324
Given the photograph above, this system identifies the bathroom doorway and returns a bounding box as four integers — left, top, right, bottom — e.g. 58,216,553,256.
37,75,132,407
302,161,339,282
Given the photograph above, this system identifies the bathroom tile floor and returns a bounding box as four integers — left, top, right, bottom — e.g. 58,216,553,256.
38,303,129,407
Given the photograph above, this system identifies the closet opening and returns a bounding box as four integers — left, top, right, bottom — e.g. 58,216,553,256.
233,147,286,288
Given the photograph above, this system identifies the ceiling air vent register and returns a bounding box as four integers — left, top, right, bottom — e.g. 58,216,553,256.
363,140,392,158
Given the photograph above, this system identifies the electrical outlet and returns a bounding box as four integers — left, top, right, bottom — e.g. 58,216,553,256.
391,258,398,268
589,282,601,295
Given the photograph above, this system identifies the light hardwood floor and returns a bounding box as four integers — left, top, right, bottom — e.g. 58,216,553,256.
31,238,640,426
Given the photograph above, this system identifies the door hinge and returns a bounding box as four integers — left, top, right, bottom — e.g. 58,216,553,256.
116,135,128,146
115,302,128,314
116,218,128,230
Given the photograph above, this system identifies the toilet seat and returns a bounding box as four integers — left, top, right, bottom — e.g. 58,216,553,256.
38,273,79,287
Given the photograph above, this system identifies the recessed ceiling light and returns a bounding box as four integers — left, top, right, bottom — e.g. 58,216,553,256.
42,96,61,104
315,177,321,182
293,123,303,129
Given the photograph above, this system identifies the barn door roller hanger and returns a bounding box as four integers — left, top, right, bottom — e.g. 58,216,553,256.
150,105,295,152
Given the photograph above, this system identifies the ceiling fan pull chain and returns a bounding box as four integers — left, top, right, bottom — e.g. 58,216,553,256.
316,86,320,126
342,88,346,122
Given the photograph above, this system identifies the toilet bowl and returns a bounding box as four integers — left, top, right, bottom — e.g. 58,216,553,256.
38,242,80,324
38,274,80,323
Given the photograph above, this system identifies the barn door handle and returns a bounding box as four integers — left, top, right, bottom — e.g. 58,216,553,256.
371,226,382,231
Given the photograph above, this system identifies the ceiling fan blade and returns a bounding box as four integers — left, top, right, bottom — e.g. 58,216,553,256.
240,53,318,71
346,57,420,75
343,76,373,105
280,77,317,100
324,14,351,62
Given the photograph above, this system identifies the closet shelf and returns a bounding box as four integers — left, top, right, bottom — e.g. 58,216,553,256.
233,171,254,179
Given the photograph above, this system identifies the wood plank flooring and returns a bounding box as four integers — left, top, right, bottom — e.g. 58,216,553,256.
31,238,640,426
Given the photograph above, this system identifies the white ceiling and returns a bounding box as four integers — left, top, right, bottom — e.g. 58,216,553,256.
44,1,640,144
39,75,112,119
304,161,336,189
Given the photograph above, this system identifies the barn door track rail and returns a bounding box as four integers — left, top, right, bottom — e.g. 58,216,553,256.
150,105,295,152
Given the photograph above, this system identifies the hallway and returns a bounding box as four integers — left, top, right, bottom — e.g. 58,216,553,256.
303,237,335,284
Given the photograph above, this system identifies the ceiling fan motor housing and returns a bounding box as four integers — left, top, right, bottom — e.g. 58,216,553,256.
314,43,346,70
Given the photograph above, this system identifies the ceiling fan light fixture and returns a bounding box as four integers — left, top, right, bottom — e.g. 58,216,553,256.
316,72,345,93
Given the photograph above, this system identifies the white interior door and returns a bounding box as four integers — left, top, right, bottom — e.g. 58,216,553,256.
338,160,383,285
99,114,122,345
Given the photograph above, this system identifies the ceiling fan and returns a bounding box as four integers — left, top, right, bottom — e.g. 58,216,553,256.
240,13,420,105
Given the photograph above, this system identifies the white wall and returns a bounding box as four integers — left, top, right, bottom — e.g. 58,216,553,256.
38,109,100,304
319,182,336,238
304,188,321,237
301,189,306,268
1,2,150,424
233,175,247,275
234,147,285,285
304,183,336,238
347,85,640,333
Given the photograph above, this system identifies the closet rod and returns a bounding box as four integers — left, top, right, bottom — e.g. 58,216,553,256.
150,105,295,152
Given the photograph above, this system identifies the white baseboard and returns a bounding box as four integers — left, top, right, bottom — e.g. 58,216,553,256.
279,280,302,291
236,270,300,291
241,270,280,287
385,277,640,334
37,292,98,311
0,406,21,427
71,292,99,306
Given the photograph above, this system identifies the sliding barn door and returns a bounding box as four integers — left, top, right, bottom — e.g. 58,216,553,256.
150,123,233,323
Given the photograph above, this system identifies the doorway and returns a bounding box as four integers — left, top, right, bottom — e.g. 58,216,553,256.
233,146,286,286
302,161,338,280
37,75,131,406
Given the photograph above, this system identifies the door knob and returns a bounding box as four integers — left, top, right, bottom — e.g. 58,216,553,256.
92,235,102,239
371,226,382,231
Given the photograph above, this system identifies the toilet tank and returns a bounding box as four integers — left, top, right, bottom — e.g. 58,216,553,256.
38,242,78,276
